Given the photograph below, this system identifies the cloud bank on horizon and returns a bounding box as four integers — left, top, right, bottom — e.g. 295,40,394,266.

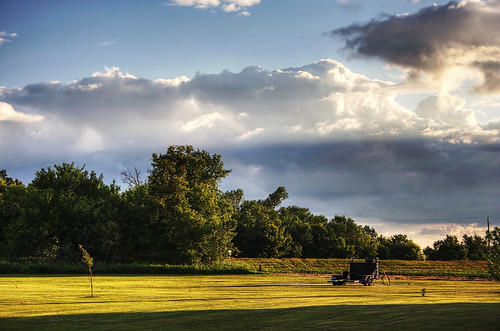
1,0,499,247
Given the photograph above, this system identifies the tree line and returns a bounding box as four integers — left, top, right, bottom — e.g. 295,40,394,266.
1,145,498,265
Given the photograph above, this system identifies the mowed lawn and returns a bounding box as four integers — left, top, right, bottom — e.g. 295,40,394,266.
1,274,499,330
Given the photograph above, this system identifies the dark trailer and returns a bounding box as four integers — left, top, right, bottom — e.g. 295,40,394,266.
328,258,380,286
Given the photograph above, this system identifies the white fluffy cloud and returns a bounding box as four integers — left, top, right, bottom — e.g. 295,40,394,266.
1,60,498,156
166,0,260,15
0,102,43,122
1,60,499,248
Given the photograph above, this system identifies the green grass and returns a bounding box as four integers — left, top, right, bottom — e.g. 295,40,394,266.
1,258,490,278
0,260,254,275
233,258,490,278
0,274,499,330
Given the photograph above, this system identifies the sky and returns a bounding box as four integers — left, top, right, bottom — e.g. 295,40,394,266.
1,0,499,248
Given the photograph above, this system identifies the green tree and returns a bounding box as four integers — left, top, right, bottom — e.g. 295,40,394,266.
462,234,488,261
2,186,58,259
3,163,121,262
377,236,391,260
233,187,292,258
487,227,500,280
279,206,314,257
329,215,378,258
147,145,235,264
380,234,423,260
223,189,244,211
116,184,156,262
279,206,350,258
424,235,466,261
0,172,25,258
0,170,23,186
262,186,289,209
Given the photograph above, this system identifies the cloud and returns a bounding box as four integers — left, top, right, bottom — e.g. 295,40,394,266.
165,0,260,15
221,140,500,216
364,220,488,248
1,60,497,151
330,0,500,94
99,41,117,46
0,31,18,46
74,127,104,153
0,102,44,122
238,127,264,140
336,0,361,9
1,61,499,244
415,94,477,128
181,112,227,132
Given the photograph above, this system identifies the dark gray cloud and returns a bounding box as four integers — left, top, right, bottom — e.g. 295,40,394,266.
330,0,500,94
472,60,500,94
218,139,500,239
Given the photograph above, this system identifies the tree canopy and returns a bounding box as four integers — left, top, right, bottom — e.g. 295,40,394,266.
0,146,495,264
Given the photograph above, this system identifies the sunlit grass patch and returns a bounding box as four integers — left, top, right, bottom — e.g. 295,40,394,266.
0,275,499,329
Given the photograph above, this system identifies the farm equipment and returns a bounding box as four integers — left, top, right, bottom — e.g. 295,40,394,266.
328,258,380,286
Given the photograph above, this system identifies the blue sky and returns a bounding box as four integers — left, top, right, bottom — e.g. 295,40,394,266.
2,0,442,87
1,0,500,248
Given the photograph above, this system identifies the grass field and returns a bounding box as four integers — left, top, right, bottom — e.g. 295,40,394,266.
233,258,490,278
0,258,490,278
1,274,499,330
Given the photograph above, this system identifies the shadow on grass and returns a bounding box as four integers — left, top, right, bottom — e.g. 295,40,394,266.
2,303,499,330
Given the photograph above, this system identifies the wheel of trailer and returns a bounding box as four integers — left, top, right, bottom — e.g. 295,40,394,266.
362,276,373,286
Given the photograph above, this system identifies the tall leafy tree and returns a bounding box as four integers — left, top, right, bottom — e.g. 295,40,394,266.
0,170,24,242
116,184,156,262
486,227,500,280
462,234,488,261
147,145,235,264
234,187,292,258
329,215,378,258
4,163,121,262
0,176,28,259
424,235,467,261
234,201,291,258
377,234,423,260
279,205,348,258
279,206,315,257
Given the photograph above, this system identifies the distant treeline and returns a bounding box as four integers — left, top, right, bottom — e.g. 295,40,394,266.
1,145,499,265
